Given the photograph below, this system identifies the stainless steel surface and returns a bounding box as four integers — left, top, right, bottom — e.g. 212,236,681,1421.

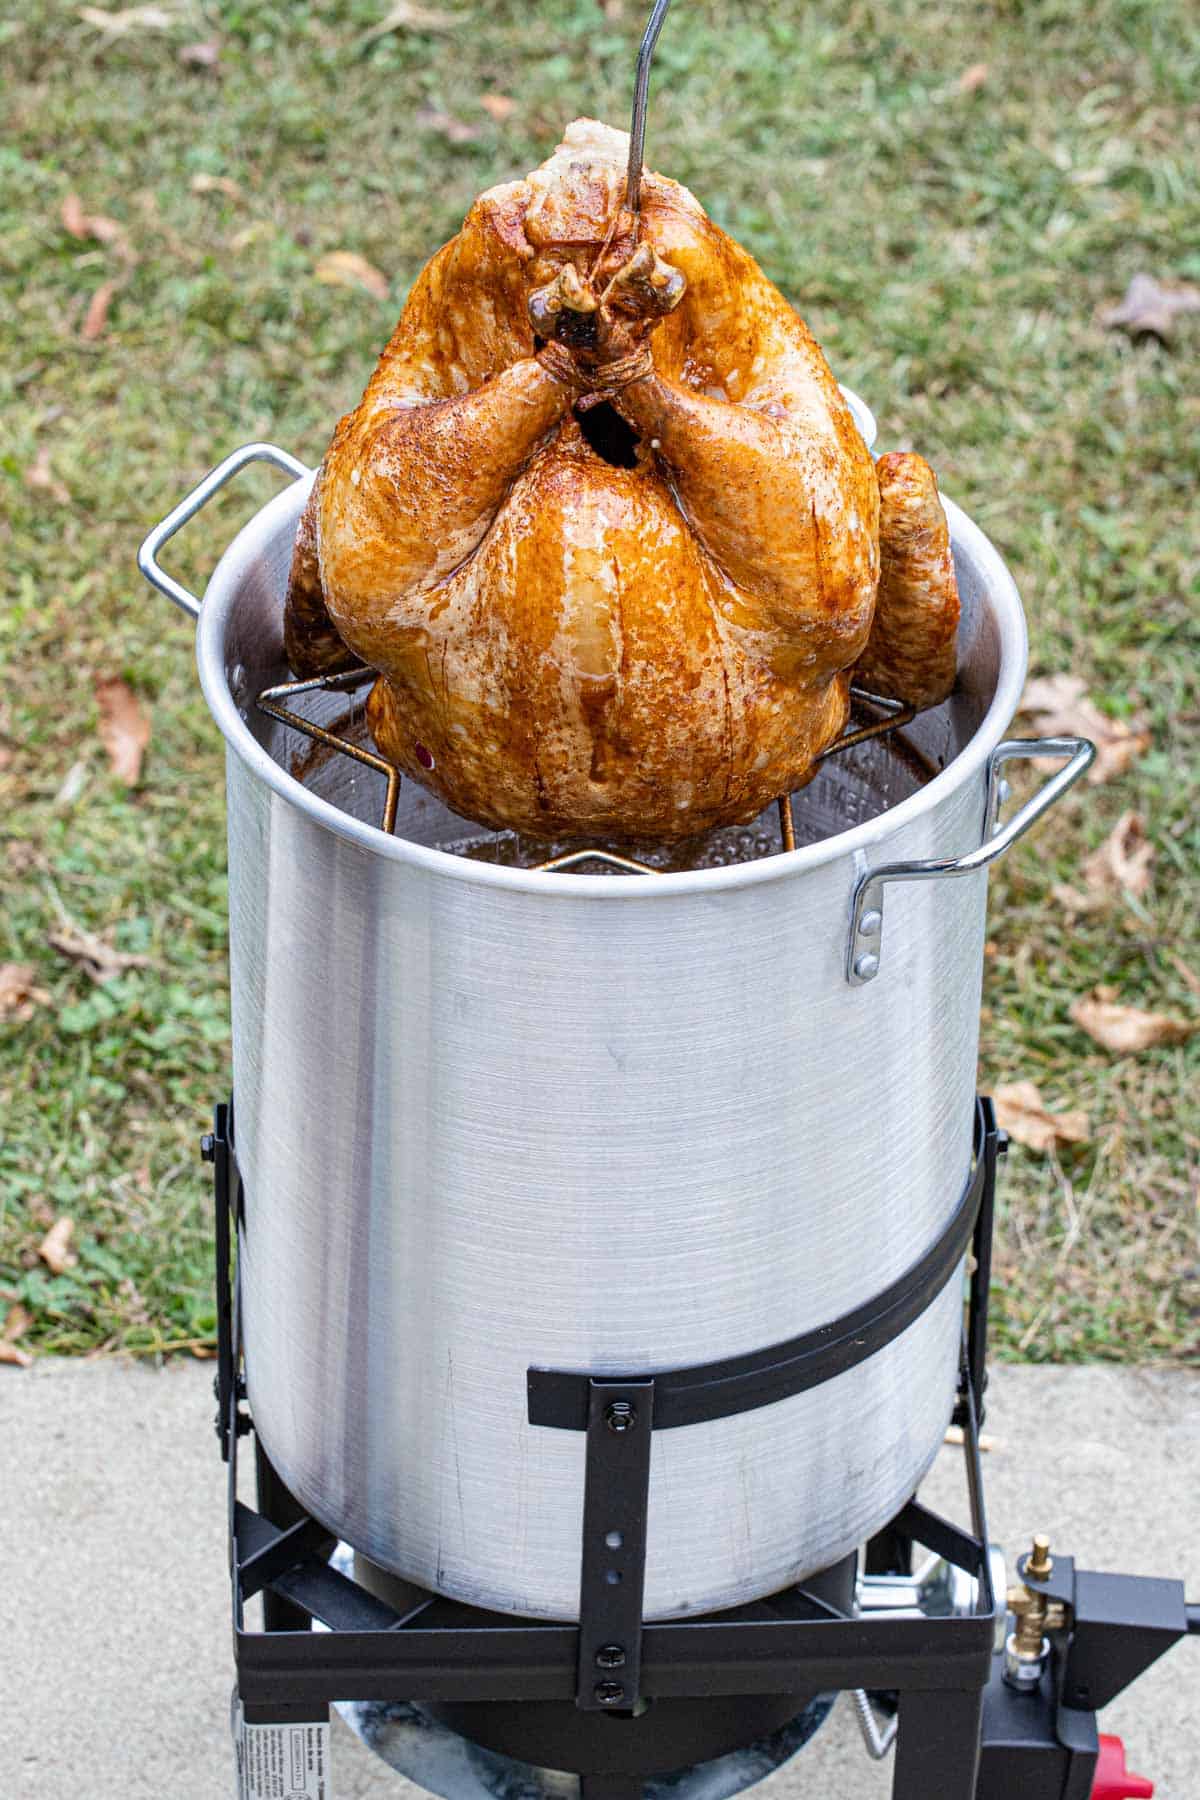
846,736,1095,984
143,430,1056,1621
137,442,307,621
626,0,675,218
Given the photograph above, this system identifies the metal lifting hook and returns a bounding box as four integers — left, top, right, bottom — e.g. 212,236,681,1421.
625,0,674,218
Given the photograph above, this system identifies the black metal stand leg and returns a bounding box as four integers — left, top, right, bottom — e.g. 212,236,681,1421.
254,1439,312,1634
891,1688,983,1800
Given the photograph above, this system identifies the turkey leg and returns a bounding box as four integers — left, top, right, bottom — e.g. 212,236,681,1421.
284,275,598,675
854,452,960,710
596,247,878,662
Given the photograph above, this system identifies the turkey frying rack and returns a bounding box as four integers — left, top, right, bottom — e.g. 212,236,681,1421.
254,670,924,875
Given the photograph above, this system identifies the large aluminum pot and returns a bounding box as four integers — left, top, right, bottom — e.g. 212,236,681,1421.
140,437,1090,1622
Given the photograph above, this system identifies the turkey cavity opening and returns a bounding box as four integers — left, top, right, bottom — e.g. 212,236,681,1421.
574,399,640,469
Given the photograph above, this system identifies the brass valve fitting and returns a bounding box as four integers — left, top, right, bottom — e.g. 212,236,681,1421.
1003,1535,1069,1692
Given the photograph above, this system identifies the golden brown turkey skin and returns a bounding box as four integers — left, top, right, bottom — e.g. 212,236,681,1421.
854,452,961,712
285,120,950,840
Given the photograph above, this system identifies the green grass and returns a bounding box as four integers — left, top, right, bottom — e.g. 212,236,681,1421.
1,0,1196,1361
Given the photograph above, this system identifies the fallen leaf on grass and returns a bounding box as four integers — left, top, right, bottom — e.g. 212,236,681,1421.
1070,994,1197,1053
1053,811,1154,914
4,1303,33,1343
95,675,150,783
0,964,51,1023
0,1342,33,1369
82,278,119,341
179,38,221,67
190,172,241,199
361,1,461,42
47,924,154,984
24,446,71,505
1164,950,1200,1001
1019,675,1150,785
38,1217,77,1275
480,92,517,123
78,5,175,32
315,250,389,300
416,107,482,144
994,1080,1090,1153
1100,273,1200,345
958,63,988,93
61,193,127,248
55,760,88,808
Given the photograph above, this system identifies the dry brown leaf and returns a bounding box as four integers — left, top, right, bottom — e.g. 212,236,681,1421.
190,172,241,199
1083,811,1154,899
416,107,482,144
47,924,154,985
24,446,71,505
361,1,461,41
1054,812,1155,916
3,1302,33,1343
61,193,126,247
315,250,389,300
0,1342,33,1369
179,38,221,66
230,223,271,252
38,1217,77,1275
1070,994,1197,1054
95,675,150,783
78,5,175,33
1164,950,1200,1001
0,964,51,1023
480,92,517,123
994,1079,1090,1153
1100,273,1200,345
82,278,118,342
958,63,989,93
1019,674,1150,785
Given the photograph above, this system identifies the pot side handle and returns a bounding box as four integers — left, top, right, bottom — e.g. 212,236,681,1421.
846,736,1096,986
137,442,310,622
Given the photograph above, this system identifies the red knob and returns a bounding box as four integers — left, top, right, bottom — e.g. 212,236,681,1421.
1092,1734,1154,1799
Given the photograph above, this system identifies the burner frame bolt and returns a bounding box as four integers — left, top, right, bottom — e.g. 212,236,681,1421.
605,1401,637,1434
596,1644,626,1670
594,1680,626,1706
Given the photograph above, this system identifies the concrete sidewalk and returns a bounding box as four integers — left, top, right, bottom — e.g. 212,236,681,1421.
2,1361,1197,1799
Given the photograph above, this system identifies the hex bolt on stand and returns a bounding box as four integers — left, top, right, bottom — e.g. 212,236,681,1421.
209,1100,1198,1800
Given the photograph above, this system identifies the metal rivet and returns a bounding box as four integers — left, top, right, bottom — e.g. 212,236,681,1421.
594,1681,626,1706
596,1644,626,1670
854,953,880,981
858,909,882,937
605,1401,636,1433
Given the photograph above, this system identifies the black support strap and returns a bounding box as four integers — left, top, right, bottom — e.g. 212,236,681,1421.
529,1099,994,1434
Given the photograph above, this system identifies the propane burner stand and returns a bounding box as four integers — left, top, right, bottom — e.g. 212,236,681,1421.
255,669,921,874
207,1101,1196,1800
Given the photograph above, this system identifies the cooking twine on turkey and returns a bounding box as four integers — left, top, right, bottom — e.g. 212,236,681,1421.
285,120,960,842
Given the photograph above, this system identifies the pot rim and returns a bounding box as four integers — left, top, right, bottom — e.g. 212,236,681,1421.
196,475,1028,900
